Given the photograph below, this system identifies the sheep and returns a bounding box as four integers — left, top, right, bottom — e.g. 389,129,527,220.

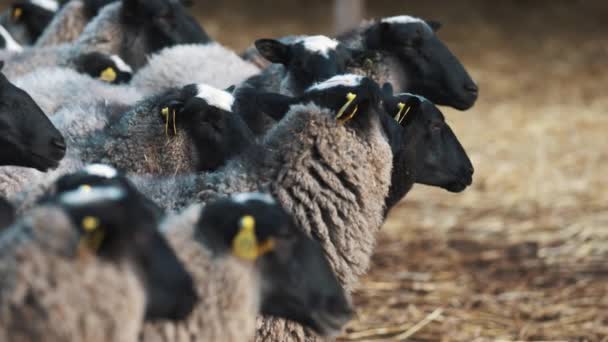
0,61,66,172
13,53,139,114
379,87,474,211
130,43,260,96
122,75,474,341
35,0,115,47
0,0,59,45
140,193,352,341
338,15,479,110
0,0,209,79
0,24,24,51
1,82,246,207
0,182,198,342
241,35,352,96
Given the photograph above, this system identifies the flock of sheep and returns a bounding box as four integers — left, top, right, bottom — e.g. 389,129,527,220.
0,0,480,341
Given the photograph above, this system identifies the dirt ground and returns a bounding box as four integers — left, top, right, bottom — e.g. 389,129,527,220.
194,1,608,340
1,0,606,340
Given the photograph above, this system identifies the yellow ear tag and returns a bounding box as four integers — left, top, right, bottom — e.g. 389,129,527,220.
232,215,259,261
80,184,92,193
12,7,22,20
78,216,105,255
99,67,117,83
394,102,411,124
336,92,358,124
161,107,170,137
172,108,177,136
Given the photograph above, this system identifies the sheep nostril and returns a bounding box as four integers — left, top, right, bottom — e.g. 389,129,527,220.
51,137,66,151
464,83,478,96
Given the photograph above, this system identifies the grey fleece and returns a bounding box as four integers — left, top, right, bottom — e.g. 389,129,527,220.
35,0,90,47
0,206,146,342
140,204,261,342
131,43,260,96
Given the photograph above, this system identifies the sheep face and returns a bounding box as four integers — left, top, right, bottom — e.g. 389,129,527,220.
4,0,58,44
255,36,352,94
0,64,66,171
384,92,474,194
55,183,198,322
196,194,353,336
73,52,133,84
364,16,478,110
119,0,210,68
158,83,253,171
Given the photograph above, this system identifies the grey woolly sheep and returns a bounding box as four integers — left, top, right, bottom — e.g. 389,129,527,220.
130,43,260,96
1,0,208,80
0,183,198,342
141,193,352,342
34,0,90,47
35,0,117,47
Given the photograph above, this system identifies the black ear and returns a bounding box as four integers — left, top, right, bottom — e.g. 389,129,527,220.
381,83,394,97
398,96,423,127
225,85,236,93
121,0,143,17
255,39,291,65
426,20,442,32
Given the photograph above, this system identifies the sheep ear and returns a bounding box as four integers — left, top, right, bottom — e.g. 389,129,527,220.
224,85,236,94
397,96,423,126
121,0,144,17
255,39,291,65
381,83,394,97
426,20,442,32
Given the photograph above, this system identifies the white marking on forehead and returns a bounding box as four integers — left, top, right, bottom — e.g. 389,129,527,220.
110,55,132,73
83,164,118,179
381,15,427,27
30,0,59,12
397,92,429,103
231,193,276,205
296,35,339,58
0,25,23,52
60,186,125,207
195,84,235,112
307,74,364,92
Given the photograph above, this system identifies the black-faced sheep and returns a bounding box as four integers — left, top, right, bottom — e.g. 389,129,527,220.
141,193,352,341
241,35,352,96
0,62,65,171
0,0,208,79
0,182,197,341
339,15,478,110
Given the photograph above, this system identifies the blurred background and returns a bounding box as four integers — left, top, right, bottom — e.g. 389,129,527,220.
1,0,606,340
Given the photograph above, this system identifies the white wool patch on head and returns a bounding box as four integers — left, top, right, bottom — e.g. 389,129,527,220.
0,25,23,52
381,15,427,27
296,35,340,58
398,92,430,103
59,186,125,207
307,74,365,92
83,164,118,179
110,55,133,73
195,84,235,112
231,193,276,205
30,0,59,12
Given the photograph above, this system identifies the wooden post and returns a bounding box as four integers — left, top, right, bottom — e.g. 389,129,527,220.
334,0,364,35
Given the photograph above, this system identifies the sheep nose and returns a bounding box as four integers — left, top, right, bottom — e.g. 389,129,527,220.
463,82,478,96
51,137,67,152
